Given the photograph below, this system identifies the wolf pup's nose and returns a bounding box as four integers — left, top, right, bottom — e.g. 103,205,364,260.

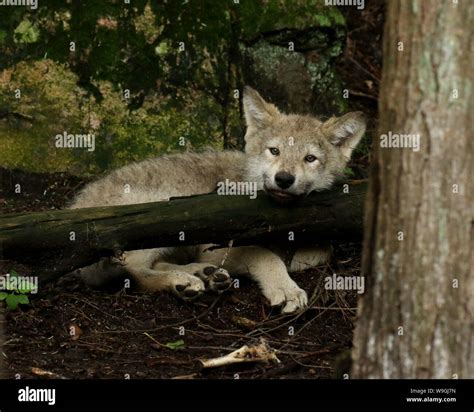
275,171,295,189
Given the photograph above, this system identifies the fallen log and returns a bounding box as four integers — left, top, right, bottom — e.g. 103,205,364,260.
0,181,367,282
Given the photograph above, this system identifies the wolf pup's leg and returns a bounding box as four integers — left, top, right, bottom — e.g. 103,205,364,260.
285,245,332,273
121,249,207,300
73,257,129,289
133,268,206,300
151,262,232,293
197,246,308,313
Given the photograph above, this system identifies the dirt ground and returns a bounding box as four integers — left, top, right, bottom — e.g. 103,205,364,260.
0,3,383,380
1,168,361,379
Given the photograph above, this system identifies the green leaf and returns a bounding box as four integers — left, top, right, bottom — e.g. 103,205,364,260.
164,340,185,350
5,293,29,310
0,292,8,301
16,294,29,305
5,294,20,310
14,20,40,44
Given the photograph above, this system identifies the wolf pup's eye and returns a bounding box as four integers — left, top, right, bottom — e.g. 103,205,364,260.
305,154,317,163
269,147,280,156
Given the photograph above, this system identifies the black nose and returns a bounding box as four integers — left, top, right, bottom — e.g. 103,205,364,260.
275,171,295,189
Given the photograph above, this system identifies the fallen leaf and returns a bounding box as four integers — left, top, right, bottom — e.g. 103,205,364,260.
164,340,185,350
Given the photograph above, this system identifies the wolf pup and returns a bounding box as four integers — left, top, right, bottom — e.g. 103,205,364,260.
70,87,366,313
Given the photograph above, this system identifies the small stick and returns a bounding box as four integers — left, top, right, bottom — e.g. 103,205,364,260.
199,338,280,369
171,373,197,380
219,239,234,267
31,367,67,379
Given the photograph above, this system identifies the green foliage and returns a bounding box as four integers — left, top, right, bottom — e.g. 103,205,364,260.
163,340,185,350
143,332,185,350
0,292,30,310
0,29,7,44
343,167,355,178
0,269,33,310
13,19,40,44
238,0,345,37
0,0,349,174
0,59,224,174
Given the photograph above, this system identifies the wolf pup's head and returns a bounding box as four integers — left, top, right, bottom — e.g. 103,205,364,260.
243,86,366,203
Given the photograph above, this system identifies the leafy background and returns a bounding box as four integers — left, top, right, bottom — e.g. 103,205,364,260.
0,0,364,177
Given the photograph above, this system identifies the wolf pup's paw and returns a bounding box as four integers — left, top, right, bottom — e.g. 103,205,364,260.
194,266,233,293
263,281,308,313
172,274,206,301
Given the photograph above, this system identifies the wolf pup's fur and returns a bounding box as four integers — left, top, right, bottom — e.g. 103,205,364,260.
70,87,366,313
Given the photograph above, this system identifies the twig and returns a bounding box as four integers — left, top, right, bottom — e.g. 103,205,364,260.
349,89,378,101
143,332,164,347
31,367,67,379
71,296,121,320
348,56,380,83
171,373,197,379
219,239,234,267
277,302,337,352
95,295,222,334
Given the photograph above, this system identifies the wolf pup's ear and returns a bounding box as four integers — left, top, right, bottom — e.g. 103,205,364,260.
324,111,366,159
243,86,280,130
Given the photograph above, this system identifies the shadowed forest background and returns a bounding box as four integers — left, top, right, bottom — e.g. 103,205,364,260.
0,1,385,379
1,0,381,177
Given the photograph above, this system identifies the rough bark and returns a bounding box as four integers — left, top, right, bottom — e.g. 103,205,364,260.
0,305,5,379
0,182,366,283
352,1,473,378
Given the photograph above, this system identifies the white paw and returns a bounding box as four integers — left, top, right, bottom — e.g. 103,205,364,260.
192,265,233,293
262,280,308,313
171,273,206,301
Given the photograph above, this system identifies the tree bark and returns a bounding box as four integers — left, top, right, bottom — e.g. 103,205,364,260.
0,182,366,283
352,1,473,378
0,305,6,379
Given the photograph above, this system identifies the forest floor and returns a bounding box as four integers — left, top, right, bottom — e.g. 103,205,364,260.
1,168,361,379
0,2,382,380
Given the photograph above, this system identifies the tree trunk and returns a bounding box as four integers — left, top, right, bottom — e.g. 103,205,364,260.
0,305,6,378
352,1,473,378
0,182,366,282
